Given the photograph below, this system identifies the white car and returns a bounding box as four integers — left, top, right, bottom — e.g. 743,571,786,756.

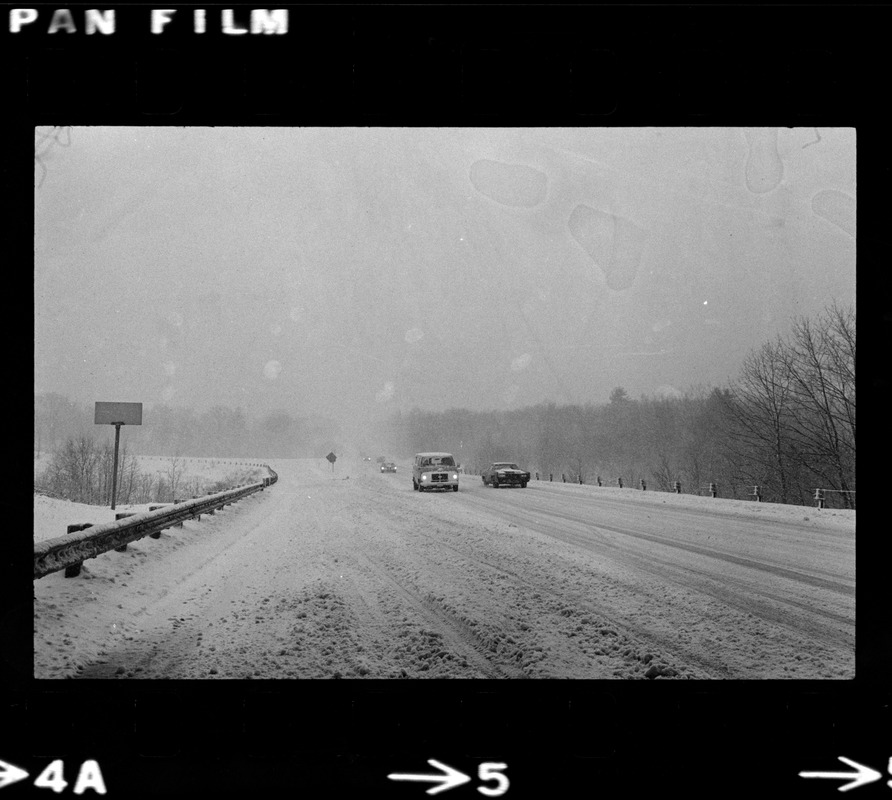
412,452,459,492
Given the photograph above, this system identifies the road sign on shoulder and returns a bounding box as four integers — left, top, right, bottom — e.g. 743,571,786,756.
94,401,142,425
326,452,337,463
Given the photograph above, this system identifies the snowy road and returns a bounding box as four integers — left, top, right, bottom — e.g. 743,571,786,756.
34,458,855,679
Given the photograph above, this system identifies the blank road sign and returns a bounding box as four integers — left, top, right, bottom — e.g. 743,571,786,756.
326,452,337,463
95,402,143,425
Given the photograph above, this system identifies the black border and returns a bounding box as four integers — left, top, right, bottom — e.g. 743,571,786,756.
6,4,887,798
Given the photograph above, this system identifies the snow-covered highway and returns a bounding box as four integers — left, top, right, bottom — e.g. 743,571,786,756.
34,457,855,680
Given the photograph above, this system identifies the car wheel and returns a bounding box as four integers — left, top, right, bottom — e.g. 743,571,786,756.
453,485,459,492
492,477,499,488
521,482,527,488
413,480,418,491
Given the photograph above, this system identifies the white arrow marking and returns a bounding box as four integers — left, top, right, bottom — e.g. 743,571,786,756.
0,759,30,790
388,759,472,795
799,756,883,792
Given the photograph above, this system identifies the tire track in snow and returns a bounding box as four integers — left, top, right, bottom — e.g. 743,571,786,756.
530,497,851,592
459,492,854,648
448,491,854,677
403,519,728,678
354,486,719,677
358,477,850,676
348,549,529,679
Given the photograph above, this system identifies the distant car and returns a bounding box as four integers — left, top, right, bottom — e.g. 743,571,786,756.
380,462,397,473
481,462,530,488
413,452,459,492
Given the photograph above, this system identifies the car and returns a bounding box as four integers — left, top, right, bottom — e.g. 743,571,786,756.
412,452,459,492
481,462,531,488
380,462,397,473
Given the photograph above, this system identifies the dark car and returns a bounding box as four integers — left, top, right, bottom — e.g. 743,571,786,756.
380,462,397,473
481,462,531,488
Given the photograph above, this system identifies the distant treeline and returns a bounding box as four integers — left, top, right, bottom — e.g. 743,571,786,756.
34,400,344,460
388,303,855,509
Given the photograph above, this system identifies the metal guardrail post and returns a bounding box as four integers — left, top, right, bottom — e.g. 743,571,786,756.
148,505,166,537
596,476,602,486
562,474,566,483
65,524,92,577
579,475,583,485
814,488,825,508
752,486,762,502
549,473,553,482
640,479,646,491
674,481,681,494
114,513,134,550
617,477,623,489
709,483,717,498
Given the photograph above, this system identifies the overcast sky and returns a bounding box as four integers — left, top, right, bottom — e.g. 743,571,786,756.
34,127,855,431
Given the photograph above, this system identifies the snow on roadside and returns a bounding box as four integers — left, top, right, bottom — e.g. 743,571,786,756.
513,477,856,531
33,456,272,678
33,455,267,544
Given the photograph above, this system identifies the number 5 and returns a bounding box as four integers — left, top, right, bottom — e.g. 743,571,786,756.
478,762,509,796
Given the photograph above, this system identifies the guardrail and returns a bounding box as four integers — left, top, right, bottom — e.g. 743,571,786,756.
523,471,853,508
34,465,278,580
813,488,856,509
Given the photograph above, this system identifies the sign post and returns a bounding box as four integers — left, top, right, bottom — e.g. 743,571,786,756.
95,402,143,510
326,451,337,473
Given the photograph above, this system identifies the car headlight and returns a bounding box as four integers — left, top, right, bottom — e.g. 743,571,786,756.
421,475,428,481
452,473,458,480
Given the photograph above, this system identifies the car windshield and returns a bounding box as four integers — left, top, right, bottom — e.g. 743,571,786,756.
425,456,454,466
495,463,519,469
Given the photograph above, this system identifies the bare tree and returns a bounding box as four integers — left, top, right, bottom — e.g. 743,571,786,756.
785,305,856,506
120,447,140,504
40,435,98,503
166,454,184,501
726,339,797,503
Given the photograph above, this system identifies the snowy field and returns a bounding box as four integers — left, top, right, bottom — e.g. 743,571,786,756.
33,457,855,680
33,454,267,542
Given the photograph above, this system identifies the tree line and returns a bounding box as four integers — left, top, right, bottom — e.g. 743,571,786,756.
386,303,855,508
35,399,344,460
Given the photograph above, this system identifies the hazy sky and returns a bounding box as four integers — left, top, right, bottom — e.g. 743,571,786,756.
34,127,855,430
